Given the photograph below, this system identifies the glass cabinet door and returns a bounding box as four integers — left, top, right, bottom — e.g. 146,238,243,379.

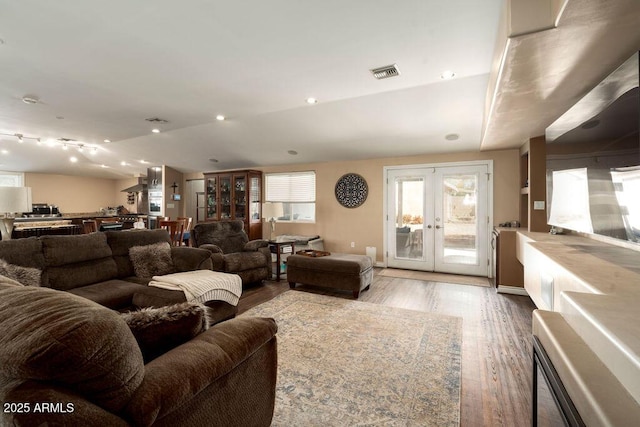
233,175,246,220
249,176,260,222
220,175,232,219
206,176,217,219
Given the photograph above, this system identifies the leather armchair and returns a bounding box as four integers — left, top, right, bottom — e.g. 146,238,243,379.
192,220,272,285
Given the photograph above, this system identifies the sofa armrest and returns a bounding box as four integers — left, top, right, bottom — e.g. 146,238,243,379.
170,246,213,272
3,380,129,426
124,317,277,426
197,244,225,271
244,239,268,251
199,243,223,253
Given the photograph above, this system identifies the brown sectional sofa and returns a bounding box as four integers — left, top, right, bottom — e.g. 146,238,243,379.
0,279,278,426
0,229,238,322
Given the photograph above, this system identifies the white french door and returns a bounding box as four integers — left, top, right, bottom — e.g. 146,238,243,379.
386,163,490,276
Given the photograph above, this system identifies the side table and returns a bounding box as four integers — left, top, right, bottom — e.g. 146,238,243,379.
268,240,296,282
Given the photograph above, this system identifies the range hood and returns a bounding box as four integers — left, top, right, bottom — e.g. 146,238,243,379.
121,177,148,193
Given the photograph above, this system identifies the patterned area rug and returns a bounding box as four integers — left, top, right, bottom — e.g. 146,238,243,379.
378,268,490,287
242,291,462,426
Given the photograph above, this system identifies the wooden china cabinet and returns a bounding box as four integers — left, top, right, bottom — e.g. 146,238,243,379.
203,170,263,240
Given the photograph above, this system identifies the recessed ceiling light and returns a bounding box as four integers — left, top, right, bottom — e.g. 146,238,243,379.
209,158,219,163
120,161,128,166
151,128,160,133
216,115,225,121
1,149,8,155
441,70,456,80
306,98,318,104
70,156,78,163
139,160,149,164
100,164,109,168
287,150,298,155
91,147,98,155
445,133,460,141
104,139,111,143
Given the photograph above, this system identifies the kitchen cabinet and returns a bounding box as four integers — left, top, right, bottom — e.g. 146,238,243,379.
493,227,524,291
204,170,262,240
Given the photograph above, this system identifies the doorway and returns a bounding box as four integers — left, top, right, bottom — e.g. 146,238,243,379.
385,162,491,276
185,179,204,223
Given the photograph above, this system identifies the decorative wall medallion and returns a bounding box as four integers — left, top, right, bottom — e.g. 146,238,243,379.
335,173,368,208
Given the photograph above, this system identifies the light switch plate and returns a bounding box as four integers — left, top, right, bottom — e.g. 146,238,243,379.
534,201,545,210
166,203,175,209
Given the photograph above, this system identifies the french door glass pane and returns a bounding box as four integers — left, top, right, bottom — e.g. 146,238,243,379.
441,173,478,265
395,177,424,260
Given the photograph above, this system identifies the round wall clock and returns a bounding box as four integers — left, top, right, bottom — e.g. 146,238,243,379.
335,173,368,208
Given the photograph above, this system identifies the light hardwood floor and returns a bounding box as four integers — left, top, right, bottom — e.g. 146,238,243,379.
238,270,537,427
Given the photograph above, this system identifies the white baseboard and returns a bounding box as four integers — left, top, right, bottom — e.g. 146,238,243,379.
497,285,529,296
374,261,385,268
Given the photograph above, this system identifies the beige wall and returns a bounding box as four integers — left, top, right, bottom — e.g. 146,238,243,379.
24,149,519,258
24,173,136,214
163,166,184,219
190,149,520,262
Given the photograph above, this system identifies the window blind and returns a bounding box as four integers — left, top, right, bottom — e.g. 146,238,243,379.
265,171,316,202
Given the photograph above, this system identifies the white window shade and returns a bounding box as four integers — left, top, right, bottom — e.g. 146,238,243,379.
265,171,316,202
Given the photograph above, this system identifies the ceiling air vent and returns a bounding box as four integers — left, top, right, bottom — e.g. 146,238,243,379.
370,64,400,80
145,117,169,123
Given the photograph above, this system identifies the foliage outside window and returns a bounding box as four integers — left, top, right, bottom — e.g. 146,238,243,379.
265,171,316,222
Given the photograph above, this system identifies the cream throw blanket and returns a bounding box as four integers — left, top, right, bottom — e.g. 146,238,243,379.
149,270,242,306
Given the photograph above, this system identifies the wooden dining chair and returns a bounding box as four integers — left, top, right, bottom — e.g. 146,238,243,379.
82,220,97,234
159,219,185,247
177,216,193,246
155,216,170,229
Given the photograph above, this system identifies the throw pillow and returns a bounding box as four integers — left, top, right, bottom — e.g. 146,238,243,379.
120,302,210,362
129,242,175,278
0,259,41,286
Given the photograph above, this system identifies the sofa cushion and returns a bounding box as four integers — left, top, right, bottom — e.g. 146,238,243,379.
121,302,210,363
224,251,269,272
68,279,147,310
0,274,23,287
41,233,113,266
41,234,118,291
0,236,45,269
193,221,248,254
0,286,144,414
129,241,175,278
106,229,172,278
0,259,41,286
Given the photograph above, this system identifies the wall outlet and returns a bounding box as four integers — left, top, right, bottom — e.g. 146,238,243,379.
533,201,545,210
350,241,355,248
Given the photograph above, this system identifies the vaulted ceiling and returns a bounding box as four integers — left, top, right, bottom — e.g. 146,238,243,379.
0,0,639,179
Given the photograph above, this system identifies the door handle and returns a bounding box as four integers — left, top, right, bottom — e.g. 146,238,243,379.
435,225,442,229
427,225,432,229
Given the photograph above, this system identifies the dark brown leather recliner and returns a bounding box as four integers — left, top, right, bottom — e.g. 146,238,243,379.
192,220,272,286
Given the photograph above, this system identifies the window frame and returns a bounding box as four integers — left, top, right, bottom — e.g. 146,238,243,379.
264,171,316,223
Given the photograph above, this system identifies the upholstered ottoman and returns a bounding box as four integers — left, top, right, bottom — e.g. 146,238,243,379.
287,253,373,298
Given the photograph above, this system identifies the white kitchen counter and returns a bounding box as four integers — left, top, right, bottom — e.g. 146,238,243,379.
518,230,640,422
